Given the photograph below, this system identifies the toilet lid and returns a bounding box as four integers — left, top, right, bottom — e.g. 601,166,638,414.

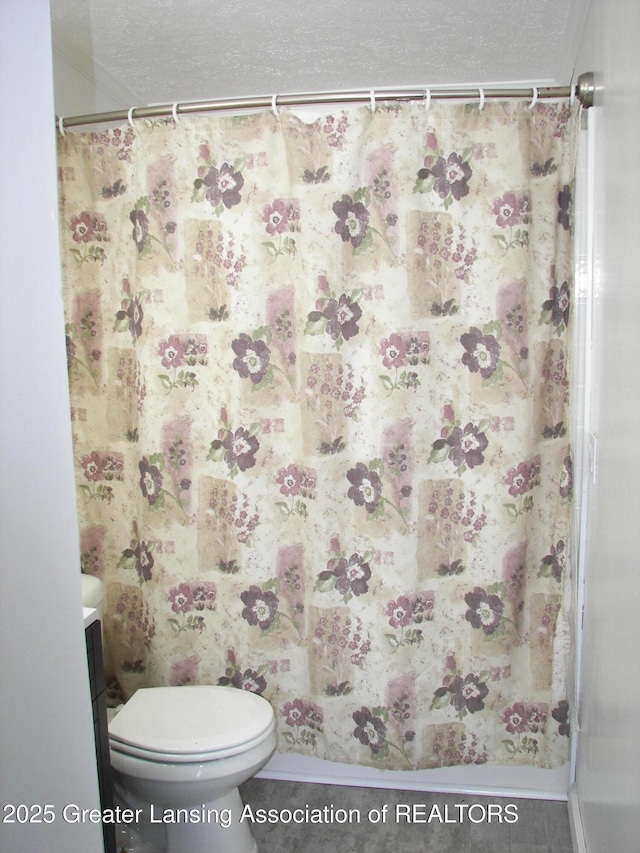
108,685,274,757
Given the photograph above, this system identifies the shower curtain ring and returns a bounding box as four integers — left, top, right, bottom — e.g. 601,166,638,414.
529,87,538,109
172,102,180,124
128,107,137,128
424,88,431,112
370,89,376,113
478,88,485,111
58,115,65,136
271,94,280,120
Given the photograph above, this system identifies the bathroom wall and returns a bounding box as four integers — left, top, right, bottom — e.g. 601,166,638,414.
0,1,103,851
572,0,640,849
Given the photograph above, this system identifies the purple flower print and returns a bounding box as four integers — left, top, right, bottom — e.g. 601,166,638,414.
276,464,302,496
552,700,570,736
171,658,199,686
405,334,430,365
240,585,279,630
491,191,530,228
191,582,217,611
81,451,103,481
231,333,271,384
460,327,501,379
166,584,205,633
503,702,529,734
282,698,320,729
234,668,267,694
262,199,290,235
464,587,504,635
282,699,324,735
527,705,547,733
132,541,154,582
384,592,433,651
560,455,573,499
419,152,472,201
130,208,149,253
65,335,77,370
542,281,570,330
491,191,530,251
320,552,372,598
503,703,547,751
503,456,540,517
158,335,185,369
385,596,413,628
557,185,572,231
306,279,366,350
379,334,407,369
157,337,199,392
491,191,523,227
411,593,435,623
70,212,94,243
446,423,488,470
540,539,566,583
449,673,489,715
124,296,144,339
222,427,259,472
203,162,244,209
322,293,362,342
139,457,163,505
275,465,316,519
303,703,324,731
352,707,387,753
117,525,154,583
333,194,370,248
283,698,308,727
218,654,268,694
504,460,539,497
169,583,194,613
183,336,208,364
101,454,123,481
346,463,383,513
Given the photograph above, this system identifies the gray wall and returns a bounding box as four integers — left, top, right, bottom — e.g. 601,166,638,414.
0,1,103,850
574,0,640,849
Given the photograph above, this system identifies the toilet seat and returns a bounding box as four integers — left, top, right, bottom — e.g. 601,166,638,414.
108,685,275,763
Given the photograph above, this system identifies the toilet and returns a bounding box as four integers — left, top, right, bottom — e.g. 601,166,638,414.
108,685,276,853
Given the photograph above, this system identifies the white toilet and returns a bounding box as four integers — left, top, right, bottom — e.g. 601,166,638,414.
108,685,276,853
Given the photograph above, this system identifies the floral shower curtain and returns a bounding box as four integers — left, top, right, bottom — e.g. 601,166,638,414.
58,99,579,770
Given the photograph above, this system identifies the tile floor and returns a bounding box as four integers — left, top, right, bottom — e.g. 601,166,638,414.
240,777,574,853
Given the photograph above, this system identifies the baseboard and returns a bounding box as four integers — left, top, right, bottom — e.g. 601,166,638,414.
257,753,570,802
568,784,587,853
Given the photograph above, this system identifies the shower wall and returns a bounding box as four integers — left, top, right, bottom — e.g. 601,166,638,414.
572,0,640,849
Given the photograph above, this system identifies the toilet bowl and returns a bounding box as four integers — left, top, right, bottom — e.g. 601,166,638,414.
108,685,276,853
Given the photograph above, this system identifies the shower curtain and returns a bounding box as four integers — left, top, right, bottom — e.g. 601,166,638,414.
58,99,579,770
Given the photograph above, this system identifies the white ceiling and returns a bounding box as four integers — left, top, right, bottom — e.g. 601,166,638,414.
50,0,589,118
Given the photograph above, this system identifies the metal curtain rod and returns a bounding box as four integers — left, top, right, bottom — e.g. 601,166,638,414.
57,72,595,131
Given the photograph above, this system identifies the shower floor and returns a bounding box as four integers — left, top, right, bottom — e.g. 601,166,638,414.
241,777,574,852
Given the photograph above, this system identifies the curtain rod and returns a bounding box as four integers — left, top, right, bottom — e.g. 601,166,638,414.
57,72,595,131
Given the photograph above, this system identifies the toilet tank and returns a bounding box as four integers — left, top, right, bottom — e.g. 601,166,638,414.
81,574,105,623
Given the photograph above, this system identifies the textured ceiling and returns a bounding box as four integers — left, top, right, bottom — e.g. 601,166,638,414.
50,0,586,115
